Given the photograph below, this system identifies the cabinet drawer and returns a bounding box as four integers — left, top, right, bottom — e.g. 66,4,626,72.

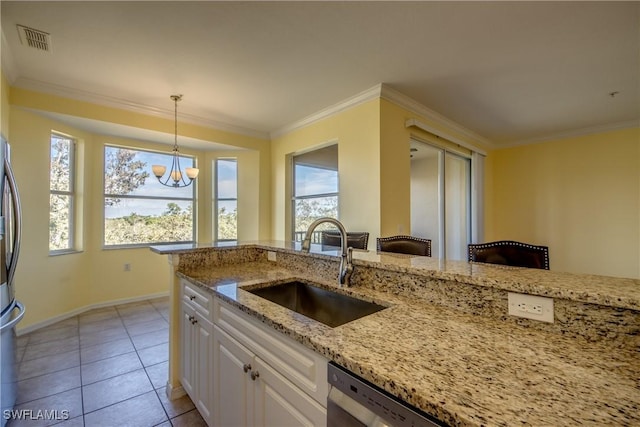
214,299,328,406
182,279,212,319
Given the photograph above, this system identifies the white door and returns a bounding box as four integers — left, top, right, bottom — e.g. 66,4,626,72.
212,326,254,427
180,302,196,398
410,139,471,261
253,357,327,427
194,312,213,425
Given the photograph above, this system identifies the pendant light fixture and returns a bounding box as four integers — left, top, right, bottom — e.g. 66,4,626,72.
152,94,199,187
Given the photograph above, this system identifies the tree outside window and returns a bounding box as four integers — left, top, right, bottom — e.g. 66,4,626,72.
103,145,196,246
215,159,237,241
49,133,76,252
292,145,339,242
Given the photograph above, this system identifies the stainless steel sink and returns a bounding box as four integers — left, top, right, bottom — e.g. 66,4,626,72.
246,281,386,327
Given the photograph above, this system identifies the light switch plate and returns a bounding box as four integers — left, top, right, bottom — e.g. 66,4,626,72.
508,292,554,323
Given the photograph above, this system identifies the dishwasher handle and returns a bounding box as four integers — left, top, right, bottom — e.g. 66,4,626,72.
0,300,25,331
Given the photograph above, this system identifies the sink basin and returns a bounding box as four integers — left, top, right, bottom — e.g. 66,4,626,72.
246,281,386,328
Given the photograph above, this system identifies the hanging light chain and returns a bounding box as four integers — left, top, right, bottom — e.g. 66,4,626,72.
151,94,199,188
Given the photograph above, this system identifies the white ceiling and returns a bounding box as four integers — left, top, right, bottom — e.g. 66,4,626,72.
1,1,638,149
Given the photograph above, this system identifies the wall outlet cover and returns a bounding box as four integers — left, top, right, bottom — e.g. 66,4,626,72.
508,292,554,323
267,251,277,262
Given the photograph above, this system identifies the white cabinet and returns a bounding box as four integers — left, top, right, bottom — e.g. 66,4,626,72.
181,280,214,426
212,298,328,427
212,325,254,427
180,279,329,427
253,356,326,426
213,325,326,427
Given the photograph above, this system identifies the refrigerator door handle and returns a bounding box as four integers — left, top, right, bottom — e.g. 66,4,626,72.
0,300,25,331
5,157,21,287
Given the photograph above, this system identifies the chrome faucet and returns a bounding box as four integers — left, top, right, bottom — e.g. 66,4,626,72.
301,217,354,287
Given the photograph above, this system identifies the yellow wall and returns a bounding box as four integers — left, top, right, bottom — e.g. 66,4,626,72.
487,128,640,278
8,88,271,330
271,100,382,247
1,72,9,138
205,149,262,242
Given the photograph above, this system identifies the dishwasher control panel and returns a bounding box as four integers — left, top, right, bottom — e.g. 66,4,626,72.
327,362,444,427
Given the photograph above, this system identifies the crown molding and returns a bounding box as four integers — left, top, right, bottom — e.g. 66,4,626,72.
270,84,383,139
271,83,495,151
10,77,270,140
380,84,494,149
503,120,640,148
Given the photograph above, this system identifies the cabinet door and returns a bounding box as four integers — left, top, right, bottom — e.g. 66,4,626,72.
181,302,196,398
194,311,213,425
213,325,254,427
253,357,327,427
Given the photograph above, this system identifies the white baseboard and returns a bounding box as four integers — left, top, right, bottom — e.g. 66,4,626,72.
16,291,169,336
165,381,186,400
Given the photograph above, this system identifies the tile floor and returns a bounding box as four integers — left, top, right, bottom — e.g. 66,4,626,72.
8,297,206,427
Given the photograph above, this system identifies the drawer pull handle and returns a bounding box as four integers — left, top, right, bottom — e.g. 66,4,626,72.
250,371,260,381
189,295,196,301
188,315,195,322
243,363,252,373
191,318,198,325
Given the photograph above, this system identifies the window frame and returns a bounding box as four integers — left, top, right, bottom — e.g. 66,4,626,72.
49,132,77,255
102,144,197,249
214,158,238,242
290,145,339,242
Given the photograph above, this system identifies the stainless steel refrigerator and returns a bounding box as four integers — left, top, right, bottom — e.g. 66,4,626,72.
0,136,23,427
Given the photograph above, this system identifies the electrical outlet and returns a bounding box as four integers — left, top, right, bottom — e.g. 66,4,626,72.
267,251,277,262
508,292,553,323
124,263,131,272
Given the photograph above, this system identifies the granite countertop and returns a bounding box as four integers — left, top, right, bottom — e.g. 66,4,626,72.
154,240,640,310
177,261,640,427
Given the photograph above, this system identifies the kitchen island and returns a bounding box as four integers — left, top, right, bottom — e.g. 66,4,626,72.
152,241,639,427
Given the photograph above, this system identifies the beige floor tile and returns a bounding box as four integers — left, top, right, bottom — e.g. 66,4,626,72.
9,388,82,427
137,342,169,367
18,350,80,381
16,367,81,405
80,337,134,365
78,318,123,335
81,352,142,385
121,311,164,327
83,391,166,427
125,319,168,337
79,326,129,348
154,388,194,419
82,369,152,413
170,409,207,427
131,329,168,351
22,336,80,362
28,325,79,346
145,361,168,390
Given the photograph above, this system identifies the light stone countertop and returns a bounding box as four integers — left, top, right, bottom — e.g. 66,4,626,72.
177,260,640,427
153,240,640,310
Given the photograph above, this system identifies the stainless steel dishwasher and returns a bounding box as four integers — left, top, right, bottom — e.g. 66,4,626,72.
327,362,446,427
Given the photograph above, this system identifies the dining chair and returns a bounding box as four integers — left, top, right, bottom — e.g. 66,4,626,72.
321,231,369,250
376,235,432,256
468,240,550,270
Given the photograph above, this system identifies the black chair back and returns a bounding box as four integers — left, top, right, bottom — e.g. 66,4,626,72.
468,240,549,270
376,235,431,256
321,231,369,250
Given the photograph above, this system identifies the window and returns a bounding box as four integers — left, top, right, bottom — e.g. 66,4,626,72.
215,159,238,241
103,145,196,247
292,144,338,242
49,133,76,252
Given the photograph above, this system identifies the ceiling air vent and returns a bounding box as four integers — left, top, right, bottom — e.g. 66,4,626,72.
17,25,52,52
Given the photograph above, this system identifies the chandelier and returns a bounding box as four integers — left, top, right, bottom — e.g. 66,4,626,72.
152,95,199,187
